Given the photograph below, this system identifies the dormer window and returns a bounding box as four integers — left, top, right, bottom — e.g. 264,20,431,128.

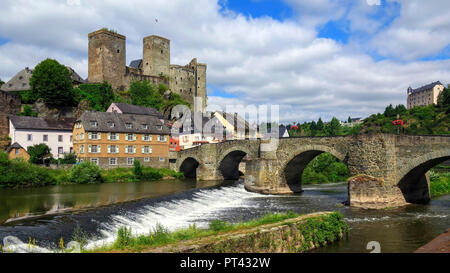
157,125,163,130
126,123,132,129
90,121,98,127
108,122,115,128
142,124,148,129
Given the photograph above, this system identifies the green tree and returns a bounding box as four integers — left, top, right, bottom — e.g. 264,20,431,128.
129,80,164,110
384,104,396,117
0,78,4,86
347,116,352,123
28,143,52,164
61,153,77,164
438,87,450,110
133,160,143,179
317,118,324,132
29,59,74,107
19,105,38,117
326,117,342,136
74,82,115,111
395,104,407,116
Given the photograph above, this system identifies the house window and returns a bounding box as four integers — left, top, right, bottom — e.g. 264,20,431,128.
127,157,134,165
158,135,167,142
91,158,99,165
58,147,63,154
109,133,118,140
90,121,98,127
108,145,119,154
159,157,165,162
80,133,85,140
142,134,152,141
90,145,100,153
43,135,48,142
80,145,85,154
70,147,73,153
15,148,19,155
58,135,63,142
126,123,132,129
142,146,152,154
70,135,72,142
144,157,150,162
126,145,135,154
91,132,98,140
27,134,32,141
126,134,135,141
109,158,117,165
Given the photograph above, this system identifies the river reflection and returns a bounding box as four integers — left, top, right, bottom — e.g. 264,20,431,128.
0,179,223,224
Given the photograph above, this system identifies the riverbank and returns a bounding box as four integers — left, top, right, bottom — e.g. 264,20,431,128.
0,151,184,188
414,228,450,253
430,171,450,198
87,212,348,253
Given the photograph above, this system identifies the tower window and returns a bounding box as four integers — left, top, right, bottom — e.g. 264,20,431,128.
161,50,163,54
117,49,120,53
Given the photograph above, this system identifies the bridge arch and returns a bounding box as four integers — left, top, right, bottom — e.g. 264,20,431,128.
217,147,252,180
396,149,450,204
280,145,347,193
178,156,201,179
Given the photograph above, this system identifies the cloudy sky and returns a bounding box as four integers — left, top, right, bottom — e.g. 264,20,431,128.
0,0,449,123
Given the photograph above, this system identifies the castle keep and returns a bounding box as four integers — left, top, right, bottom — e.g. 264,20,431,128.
88,29,207,112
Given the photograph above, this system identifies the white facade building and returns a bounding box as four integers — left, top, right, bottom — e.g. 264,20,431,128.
9,116,74,158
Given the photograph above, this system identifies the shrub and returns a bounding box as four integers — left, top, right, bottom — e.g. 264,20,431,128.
69,162,102,184
74,82,115,112
28,143,52,164
141,167,163,181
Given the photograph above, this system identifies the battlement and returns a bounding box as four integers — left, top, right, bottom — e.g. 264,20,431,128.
88,28,126,40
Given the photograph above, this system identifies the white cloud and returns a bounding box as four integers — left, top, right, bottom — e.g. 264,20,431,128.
0,0,448,123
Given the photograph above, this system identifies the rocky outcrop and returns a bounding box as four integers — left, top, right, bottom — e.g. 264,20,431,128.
348,174,407,209
32,99,76,120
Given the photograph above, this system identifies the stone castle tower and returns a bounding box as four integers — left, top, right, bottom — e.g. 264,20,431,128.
88,28,207,112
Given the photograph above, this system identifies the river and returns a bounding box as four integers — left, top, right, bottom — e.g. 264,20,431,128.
0,180,448,253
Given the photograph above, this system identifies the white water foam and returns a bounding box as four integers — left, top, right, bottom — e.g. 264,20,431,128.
84,183,266,249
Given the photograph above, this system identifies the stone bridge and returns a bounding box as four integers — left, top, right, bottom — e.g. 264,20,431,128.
170,134,450,207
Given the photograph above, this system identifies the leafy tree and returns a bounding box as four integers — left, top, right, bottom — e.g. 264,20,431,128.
348,116,352,123
129,80,164,110
438,87,450,111
30,59,74,107
74,82,115,111
326,117,342,136
133,160,143,179
395,104,407,116
316,118,324,132
0,78,4,86
384,104,396,117
27,143,52,164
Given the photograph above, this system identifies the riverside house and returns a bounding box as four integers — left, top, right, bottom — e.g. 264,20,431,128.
9,115,74,158
73,111,170,168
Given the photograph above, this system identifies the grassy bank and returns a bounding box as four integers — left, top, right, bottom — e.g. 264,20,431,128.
430,171,450,198
0,151,183,188
302,153,349,184
87,211,348,253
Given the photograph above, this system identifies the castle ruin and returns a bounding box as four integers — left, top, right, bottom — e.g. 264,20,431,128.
88,28,207,112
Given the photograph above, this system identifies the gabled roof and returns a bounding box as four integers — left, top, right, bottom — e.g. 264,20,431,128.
78,111,170,134
0,66,86,92
0,67,33,92
409,81,444,94
129,59,143,69
111,103,163,118
7,142,25,152
9,115,74,131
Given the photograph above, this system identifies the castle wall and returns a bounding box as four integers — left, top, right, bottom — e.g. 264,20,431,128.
169,65,196,106
88,29,126,90
0,91,21,136
143,35,170,77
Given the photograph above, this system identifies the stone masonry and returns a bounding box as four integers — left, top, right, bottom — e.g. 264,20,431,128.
172,134,450,208
88,28,207,112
